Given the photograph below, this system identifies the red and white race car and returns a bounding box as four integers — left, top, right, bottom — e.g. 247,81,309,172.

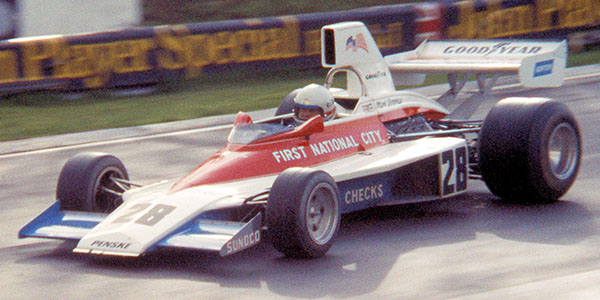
20,22,581,259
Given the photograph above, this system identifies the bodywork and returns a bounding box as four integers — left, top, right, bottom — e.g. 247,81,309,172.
19,22,567,257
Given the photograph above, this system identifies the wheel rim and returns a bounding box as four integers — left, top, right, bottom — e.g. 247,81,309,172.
93,167,128,212
305,182,339,245
547,122,579,180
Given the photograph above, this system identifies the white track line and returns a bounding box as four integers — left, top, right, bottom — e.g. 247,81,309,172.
0,123,234,158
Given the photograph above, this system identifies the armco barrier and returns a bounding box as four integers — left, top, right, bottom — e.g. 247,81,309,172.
443,0,600,39
1,0,600,96
0,5,415,95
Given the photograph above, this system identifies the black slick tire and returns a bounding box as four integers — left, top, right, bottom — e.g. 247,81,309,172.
57,152,129,212
479,97,581,204
266,168,341,258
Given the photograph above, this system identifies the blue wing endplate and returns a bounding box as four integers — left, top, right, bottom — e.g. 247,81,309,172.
19,201,104,240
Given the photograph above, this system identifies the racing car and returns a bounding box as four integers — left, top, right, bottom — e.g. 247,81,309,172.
20,22,581,259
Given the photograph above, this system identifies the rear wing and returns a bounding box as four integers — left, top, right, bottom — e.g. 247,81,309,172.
385,39,567,88
320,22,567,98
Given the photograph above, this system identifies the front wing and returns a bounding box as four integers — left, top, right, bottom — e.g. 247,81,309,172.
19,201,264,257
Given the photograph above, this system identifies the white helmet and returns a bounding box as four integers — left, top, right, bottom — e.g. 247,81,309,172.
293,84,336,123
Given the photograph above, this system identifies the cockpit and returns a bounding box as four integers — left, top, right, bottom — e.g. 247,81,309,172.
227,122,293,144
227,66,372,145
227,112,326,145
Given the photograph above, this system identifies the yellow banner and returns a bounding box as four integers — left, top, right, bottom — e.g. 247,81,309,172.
446,0,600,39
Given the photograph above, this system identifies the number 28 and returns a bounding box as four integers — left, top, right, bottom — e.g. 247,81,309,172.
112,203,176,226
441,147,468,196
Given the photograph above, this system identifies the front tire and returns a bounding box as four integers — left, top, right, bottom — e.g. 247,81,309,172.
266,168,341,258
57,152,129,212
479,98,581,204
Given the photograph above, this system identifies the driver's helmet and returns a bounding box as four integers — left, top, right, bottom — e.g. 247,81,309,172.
293,84,336,123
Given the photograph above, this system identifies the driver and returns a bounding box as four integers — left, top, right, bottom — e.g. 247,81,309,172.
293,84,337,124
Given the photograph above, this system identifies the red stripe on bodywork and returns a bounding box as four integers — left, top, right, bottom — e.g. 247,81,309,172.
169,115,387,193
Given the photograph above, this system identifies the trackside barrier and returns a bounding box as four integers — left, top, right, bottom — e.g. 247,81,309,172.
443,0,600,39
1,0,600,95
0,6,416,95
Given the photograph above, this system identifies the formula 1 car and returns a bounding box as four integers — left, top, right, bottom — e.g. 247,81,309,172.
20,22,581,259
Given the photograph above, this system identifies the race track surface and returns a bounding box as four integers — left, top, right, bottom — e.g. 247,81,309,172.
1,65,600,300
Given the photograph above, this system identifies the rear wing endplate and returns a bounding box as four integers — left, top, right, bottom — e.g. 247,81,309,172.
385,39,567,88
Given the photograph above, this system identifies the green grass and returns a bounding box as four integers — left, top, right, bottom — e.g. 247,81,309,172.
0,69,327,141
566,49,600,67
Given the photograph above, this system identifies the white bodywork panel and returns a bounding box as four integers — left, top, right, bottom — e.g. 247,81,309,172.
73,136,466,256
321,22,395,97
385,39,567,87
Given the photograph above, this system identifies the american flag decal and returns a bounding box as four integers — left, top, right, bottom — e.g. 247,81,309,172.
345,33,368,53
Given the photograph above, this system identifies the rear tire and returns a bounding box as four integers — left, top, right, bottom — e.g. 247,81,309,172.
266,168,341,258
479,98,581,204
57,152,129,212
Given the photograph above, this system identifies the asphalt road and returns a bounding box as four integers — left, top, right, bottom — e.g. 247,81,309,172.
1,65,599,300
